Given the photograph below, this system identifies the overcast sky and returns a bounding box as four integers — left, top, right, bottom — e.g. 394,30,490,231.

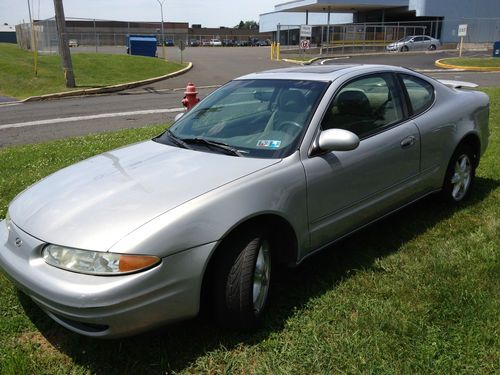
1,0,285,27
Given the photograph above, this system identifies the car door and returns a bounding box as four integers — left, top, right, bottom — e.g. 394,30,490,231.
421,36,432,50
302,73,421,250
410,36,422,50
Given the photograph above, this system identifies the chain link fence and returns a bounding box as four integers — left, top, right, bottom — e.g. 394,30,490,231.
452,18,500,46
278,20,440,55
16,17,271,54
276,18,500,56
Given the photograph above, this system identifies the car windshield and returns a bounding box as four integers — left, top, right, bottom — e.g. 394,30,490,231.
155,79,329,158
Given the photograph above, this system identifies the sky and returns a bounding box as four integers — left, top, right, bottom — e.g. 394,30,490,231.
1,0,285,27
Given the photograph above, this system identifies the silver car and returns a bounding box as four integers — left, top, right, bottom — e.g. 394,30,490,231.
386,35,441,52
0,65,489,338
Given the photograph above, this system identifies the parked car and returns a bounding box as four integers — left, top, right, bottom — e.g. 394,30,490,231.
0,65,489,338
68,39,78,47
201,39,211,47
209,38,222,46
164,39,174,46
235,39,249,47
222,39,236,47
189,39,200,47
250,38,270,47
386,35,441,52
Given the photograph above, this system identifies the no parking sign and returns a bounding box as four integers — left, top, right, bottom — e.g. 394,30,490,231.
300,39,310,50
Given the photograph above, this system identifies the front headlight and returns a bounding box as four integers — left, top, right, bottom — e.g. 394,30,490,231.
42,244,160,275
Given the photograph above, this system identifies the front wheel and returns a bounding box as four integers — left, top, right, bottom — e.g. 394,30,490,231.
442,143,476,203
212,229,272,329
401,45,409,52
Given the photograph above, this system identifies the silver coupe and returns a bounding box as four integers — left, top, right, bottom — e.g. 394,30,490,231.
0,65,489,338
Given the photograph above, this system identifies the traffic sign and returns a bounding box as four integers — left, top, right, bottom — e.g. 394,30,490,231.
458,24,468,37
300,25,312,38
299,39,310,50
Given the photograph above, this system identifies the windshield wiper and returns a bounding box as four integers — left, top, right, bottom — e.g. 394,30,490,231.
162,130,191,149
181,137,243,157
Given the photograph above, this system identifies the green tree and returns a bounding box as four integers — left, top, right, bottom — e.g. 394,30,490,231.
235,20,259,30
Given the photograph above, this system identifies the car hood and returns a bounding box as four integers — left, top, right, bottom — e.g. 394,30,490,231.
9,140,279,252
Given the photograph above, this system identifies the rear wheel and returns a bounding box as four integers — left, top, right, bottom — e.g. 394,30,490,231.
212,228,272,329
442,143,476,203
428,44,437,51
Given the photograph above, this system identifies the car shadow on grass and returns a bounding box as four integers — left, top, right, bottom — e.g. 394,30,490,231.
18,176,499,374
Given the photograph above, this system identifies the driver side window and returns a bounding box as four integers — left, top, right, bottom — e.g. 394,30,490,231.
321,73,403,138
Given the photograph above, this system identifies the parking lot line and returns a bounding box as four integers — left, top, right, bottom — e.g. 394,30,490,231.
0,108,185,130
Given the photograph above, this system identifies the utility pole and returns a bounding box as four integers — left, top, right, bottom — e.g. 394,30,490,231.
53,0,75,87
156,0,166,60
27,0,38,75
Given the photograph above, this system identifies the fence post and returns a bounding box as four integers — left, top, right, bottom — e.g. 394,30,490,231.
94,19,98,53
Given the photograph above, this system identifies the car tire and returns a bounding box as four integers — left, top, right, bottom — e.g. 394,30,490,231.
442,143,476,203
428,44,437,51
401,46,409,52
212,228,272,329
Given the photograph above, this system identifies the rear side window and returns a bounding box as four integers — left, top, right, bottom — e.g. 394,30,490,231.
401,74,434,116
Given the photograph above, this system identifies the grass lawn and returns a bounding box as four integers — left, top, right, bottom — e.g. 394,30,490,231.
441,57,500,68
0,43,186,99
0,89,499,374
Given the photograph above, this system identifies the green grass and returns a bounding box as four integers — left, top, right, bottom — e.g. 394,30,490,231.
0,89,499,374
441,57,500,68
0,43,186,99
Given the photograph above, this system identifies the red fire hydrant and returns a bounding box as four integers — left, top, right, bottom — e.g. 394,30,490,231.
181,82,200,111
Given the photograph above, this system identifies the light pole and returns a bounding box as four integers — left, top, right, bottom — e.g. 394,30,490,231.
156,0,166,60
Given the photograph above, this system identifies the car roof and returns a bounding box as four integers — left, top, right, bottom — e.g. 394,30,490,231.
236,64,410,82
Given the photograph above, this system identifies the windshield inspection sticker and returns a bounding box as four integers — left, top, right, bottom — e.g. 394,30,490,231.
257,140,281,148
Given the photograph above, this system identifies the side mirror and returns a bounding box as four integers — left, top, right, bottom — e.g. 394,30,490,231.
174,112,184,122
318,129,360,152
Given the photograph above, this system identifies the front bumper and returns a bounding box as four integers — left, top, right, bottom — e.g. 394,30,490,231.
0,219,217,338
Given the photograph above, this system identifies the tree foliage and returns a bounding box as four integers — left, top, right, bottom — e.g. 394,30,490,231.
235,20,259,30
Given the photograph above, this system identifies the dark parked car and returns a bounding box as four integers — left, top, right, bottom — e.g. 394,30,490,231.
189,39,200,47
235,39,249,47
222,39,236,47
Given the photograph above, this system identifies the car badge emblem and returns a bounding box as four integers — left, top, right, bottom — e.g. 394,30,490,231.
15,238,23,247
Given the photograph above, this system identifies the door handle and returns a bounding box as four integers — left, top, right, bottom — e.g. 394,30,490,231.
400,136,416,149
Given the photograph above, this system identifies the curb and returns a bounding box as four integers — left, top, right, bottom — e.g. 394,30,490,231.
435,59,500,72
21,62,193,103
281,58,315,65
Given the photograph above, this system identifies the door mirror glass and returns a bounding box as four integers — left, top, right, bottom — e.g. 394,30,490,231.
318,129,360,152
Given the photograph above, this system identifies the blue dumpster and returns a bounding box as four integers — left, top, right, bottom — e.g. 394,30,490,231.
494,41,500,57
128,35,157,57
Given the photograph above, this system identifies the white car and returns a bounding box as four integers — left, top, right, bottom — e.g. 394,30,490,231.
68,39,79,47
210,39,222,47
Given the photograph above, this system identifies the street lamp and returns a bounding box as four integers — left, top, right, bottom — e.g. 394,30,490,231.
156,0,166,59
